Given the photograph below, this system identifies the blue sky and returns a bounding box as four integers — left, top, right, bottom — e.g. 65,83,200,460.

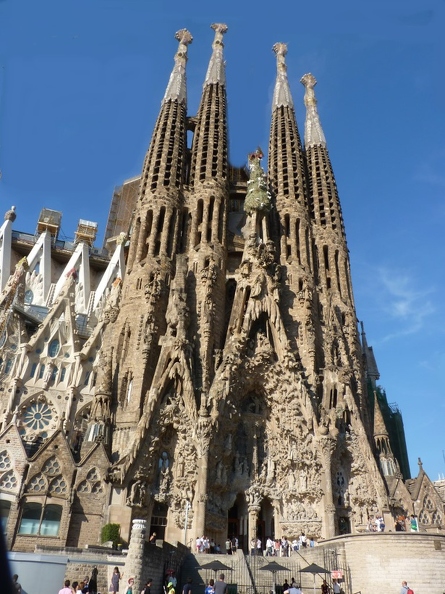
0,1,444,480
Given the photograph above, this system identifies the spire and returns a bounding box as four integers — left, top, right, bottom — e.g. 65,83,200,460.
300,73,326,148
189,23,229,186
204,23,227,85
163,28,193,104
373,392,389,438
360,320,380,386
268,42,307,208
272,43,293,109
139,27,192,199
373,390,400,477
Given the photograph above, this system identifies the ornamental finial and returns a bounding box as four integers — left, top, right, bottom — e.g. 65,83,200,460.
211,23,228,42
205,23,228,85
164,29,193,103
4,206,16,222
273,42,288,75
175,28,193,48
300,73,326,147
271,43,293,109
301,73,318,107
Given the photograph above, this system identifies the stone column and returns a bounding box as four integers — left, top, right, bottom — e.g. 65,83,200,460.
125,518,146,594
193,414,211,543
320,435,336,537
248,505,260,552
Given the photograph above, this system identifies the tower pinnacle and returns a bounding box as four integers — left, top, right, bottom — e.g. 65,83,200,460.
272,42,293,109
163,28,193,104
300,73,326,148
205,23,228,85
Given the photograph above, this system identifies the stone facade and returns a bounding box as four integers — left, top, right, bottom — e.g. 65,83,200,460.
0,24,443,556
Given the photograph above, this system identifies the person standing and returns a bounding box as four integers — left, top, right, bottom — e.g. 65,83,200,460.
250,538,256,555
225,537,232,555
214,574,228,594
59,580,73,594
111,567,122,594
12,575,22,594
256,537,262,556
205,579,215,594
182,577,192,594
332,580,341,594
400,581,411,594
89,567,98,594
321,580,329,594
142,580,153,594
283,583,301,594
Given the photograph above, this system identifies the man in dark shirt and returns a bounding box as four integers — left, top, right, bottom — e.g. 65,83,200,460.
144,579,153,594
182,578,193,594
214,575,228,594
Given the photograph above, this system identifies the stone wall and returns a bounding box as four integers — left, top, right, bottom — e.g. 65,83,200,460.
292,532,445,594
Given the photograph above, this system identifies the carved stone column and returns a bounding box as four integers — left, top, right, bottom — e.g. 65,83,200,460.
124,518,146,594
248,505,261,548
193,413,211,542
320,435,336,537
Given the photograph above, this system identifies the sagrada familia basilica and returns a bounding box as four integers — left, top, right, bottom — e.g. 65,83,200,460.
0,24,443,552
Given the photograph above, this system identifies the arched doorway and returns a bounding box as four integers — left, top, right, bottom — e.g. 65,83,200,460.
228,493,248,552
258,498,275,545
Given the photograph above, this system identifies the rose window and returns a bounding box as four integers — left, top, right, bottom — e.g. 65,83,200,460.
0,451,12,471
20,399,57,441
20,401,54,437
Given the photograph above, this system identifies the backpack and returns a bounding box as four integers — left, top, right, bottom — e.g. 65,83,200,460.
407,589,414,594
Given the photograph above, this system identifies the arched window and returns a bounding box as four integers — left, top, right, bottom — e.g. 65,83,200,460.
18,502,62,536
0,500,11,533
40,504,62,536
48,339,60,358
18,502,41,535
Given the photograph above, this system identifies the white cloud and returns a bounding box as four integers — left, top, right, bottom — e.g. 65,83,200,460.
375,266,435,340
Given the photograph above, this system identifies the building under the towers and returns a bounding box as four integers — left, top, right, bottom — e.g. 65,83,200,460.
0,24,443,552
